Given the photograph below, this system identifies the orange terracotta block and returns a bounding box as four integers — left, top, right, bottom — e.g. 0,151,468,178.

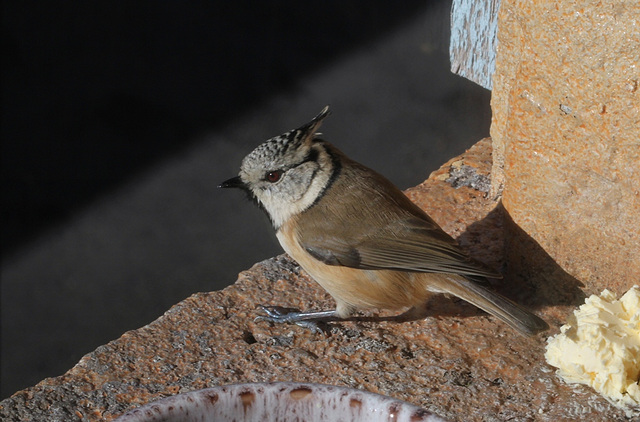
490,0,640,295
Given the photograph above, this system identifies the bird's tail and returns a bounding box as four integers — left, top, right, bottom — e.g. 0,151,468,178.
432,274,549,336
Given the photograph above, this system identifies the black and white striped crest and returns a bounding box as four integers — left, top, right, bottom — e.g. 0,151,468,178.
241,106,330,170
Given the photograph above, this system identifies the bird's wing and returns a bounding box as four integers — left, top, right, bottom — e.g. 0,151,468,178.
300,215,501,279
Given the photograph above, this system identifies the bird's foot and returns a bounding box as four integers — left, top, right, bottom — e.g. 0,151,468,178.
255,306,338,334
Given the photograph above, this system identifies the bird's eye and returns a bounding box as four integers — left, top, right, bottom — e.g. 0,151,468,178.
265,169,283,183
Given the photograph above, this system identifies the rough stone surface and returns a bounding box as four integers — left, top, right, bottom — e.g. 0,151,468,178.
0,139,629,421
490,0,640,295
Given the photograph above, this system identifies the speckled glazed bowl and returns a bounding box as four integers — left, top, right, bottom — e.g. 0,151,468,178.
114,382,447,422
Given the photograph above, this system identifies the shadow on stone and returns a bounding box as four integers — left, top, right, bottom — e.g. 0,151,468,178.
502,207,585,307
459,202,584,309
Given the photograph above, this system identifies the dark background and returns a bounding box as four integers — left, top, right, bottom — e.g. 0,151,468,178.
1,1,491,398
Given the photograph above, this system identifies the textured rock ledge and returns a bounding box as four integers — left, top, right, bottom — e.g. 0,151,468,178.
0,139,628,421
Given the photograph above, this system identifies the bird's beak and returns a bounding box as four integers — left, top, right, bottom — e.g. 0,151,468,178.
218,176,246,189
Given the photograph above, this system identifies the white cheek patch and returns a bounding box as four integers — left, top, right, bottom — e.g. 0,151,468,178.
249,144,334,229
287,163,317,201
236,107,332,223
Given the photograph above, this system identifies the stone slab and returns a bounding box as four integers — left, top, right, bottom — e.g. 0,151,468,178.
0,139,628,421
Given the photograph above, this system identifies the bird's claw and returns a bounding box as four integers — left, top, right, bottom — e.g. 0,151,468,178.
256,305,300,322
255,305,332,334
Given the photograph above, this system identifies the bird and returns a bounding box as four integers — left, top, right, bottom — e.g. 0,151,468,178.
219,106,548,336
